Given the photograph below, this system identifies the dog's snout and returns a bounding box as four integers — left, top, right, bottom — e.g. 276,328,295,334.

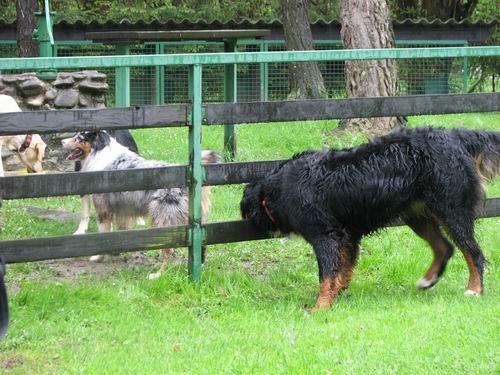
61,138,72,148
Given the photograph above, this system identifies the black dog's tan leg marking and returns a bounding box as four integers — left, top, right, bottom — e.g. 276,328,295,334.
312,251,357,312
404,217,454,289
445,218,485,296
313,276,336,312
462,251,483,296
430,206,485,296
337,244,359,292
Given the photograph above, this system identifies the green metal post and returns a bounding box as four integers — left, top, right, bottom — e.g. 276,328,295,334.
223,40,237,161
188,64,204,282
35,14,54,57
155,43,165,105
260,41,269,102
463,42,469,93
34,0,56,79
115,44,131,107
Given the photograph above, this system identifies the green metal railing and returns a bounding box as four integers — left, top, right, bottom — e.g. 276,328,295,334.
0,40,482,104
1,46,496,69
0,46,499,281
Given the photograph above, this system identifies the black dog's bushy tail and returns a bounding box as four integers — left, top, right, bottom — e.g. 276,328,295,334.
453,128,500,180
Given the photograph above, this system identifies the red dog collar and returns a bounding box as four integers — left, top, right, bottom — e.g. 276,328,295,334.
261,198,277,224
18,134,32,153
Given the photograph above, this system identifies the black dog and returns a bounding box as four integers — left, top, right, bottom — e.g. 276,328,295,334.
241,127,499,311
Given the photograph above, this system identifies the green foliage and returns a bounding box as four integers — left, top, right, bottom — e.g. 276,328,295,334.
472,0,500,22
0,0,340,23
1,0,498,23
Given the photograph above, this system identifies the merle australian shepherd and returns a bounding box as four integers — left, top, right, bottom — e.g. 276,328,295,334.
63,130,220,279
68,129,139,235
240,127,499,311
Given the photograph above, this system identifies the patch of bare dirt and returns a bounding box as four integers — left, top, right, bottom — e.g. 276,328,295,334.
42,253,156,280
0,354,24,369
6,252,187,296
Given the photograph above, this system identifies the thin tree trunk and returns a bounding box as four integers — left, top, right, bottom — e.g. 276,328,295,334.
16,0,39,57
280,0,326,99
340,0,405,135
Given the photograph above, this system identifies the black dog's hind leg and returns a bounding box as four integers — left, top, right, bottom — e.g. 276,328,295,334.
404,216,454,290
443,217,485,296
428,197,486,296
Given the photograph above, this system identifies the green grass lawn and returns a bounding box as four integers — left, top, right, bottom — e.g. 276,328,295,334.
0,114,498,373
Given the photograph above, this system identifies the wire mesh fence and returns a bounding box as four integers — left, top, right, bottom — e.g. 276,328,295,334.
0,40,495,107
55,42,117,106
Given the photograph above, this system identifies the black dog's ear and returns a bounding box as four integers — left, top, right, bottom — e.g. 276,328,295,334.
240,182,262,220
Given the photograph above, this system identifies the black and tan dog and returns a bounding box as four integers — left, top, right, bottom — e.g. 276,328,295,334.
241,127,499,311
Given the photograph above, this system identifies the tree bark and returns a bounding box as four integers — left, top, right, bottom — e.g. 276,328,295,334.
16,0,39,57
280,0,326,99
340,0,405,135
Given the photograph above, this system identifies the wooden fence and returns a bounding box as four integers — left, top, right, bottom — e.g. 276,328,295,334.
0,92,499,264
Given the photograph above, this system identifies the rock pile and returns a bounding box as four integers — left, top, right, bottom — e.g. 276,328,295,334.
0,71,108,111
0,71,109,172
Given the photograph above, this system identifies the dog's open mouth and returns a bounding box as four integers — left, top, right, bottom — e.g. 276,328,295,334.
67,148,84,160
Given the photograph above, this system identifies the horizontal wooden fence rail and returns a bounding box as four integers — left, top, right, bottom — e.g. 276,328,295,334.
0,226,189,263
2,159,500,201
0,198,498,264
205,160,284,185
0,166,188,199
0,93,498,136
0,161,286,199
204,93,500,125
0,104,188,136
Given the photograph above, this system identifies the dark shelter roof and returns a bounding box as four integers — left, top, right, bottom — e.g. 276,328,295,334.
0,18,496,43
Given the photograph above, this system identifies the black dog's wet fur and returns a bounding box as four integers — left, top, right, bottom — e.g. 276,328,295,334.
241,126,499,302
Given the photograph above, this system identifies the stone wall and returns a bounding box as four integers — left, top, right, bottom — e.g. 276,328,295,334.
0,71,108,172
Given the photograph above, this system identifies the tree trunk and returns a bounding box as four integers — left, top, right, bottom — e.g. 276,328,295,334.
16,0,39,57
340,0,405,135
280,0,326,100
